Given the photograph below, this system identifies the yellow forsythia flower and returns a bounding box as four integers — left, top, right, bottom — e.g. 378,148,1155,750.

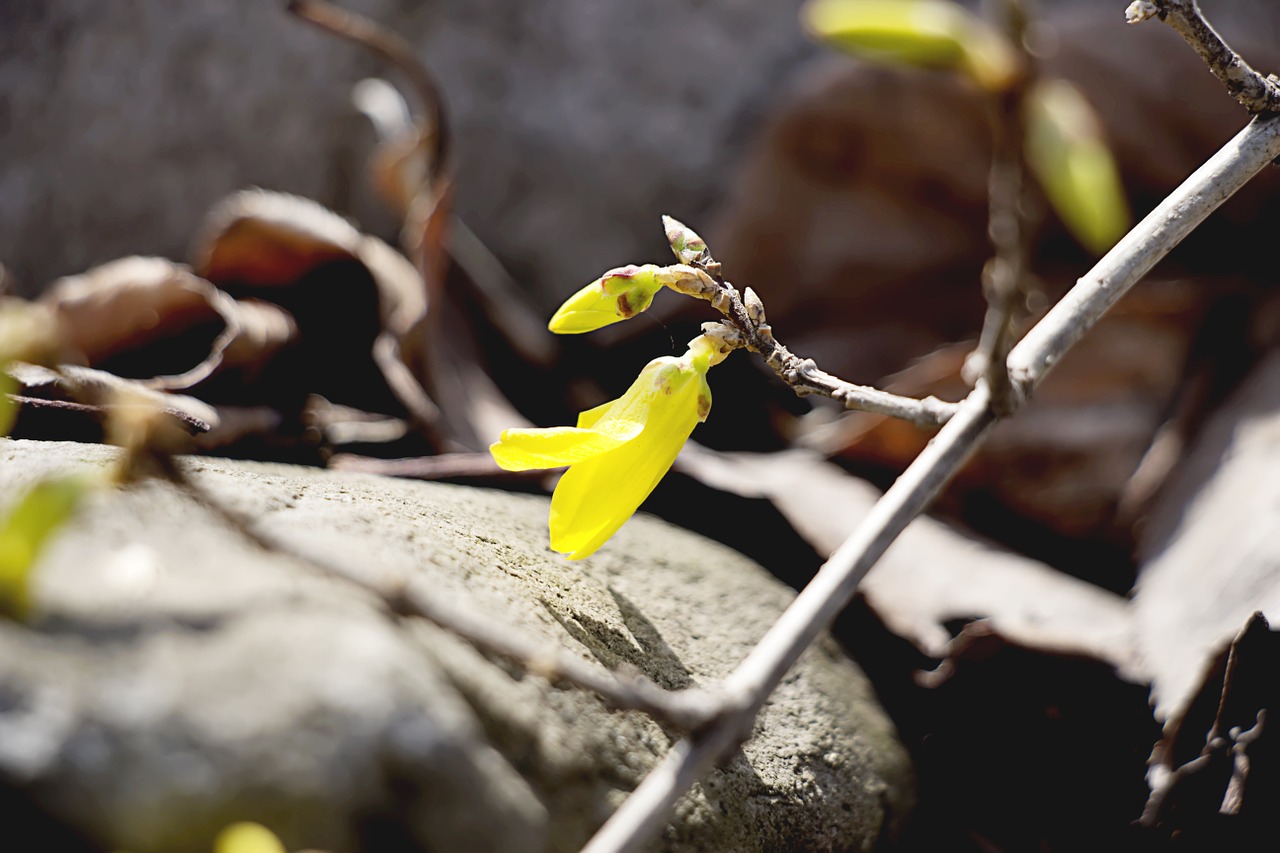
491,336,725,559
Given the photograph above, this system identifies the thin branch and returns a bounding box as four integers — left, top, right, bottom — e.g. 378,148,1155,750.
581,730,742,853
1128,1,1280,114
748,332,961,426
967,0,1033,414
659,231,960,428
582,111,1280,853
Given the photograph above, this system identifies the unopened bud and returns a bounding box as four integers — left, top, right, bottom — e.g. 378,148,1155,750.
803,0,1023,92
548,264,666,334
1025,79,1130,255
662,215,711,267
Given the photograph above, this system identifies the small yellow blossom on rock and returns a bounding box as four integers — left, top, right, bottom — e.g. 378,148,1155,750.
491,335,727,559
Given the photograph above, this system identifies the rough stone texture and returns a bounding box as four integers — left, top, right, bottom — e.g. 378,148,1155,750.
1134,352,1280,721
0,0,814,306
0,439,912,853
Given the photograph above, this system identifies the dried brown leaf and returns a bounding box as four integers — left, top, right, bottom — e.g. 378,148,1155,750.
42,256,298,392
1134,351,1280,722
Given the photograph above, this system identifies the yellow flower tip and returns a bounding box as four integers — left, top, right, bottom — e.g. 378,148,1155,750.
547,304,625,334
546,282,625,334
213,822,287,853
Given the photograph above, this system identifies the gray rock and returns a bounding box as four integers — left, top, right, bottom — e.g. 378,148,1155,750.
0,438,912,852
1134,352,1280,721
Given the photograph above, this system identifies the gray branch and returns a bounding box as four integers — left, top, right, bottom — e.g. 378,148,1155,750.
1131,1,1280,114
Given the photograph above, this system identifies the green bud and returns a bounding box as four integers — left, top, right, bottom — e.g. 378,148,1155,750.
1025,78,1130,255
0,476,91,620
662,215,711,267
802,0,1023,92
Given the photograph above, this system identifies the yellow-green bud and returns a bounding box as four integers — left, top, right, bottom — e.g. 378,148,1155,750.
802,0,1023,92
547,264,665,334
1025,78,1130,255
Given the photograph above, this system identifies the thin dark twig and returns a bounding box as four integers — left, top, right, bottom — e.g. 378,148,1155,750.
659,230,960,427
736,314,959,426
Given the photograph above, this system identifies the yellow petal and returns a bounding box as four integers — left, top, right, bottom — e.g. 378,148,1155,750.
576,401,613,429
490,425,638,471
548,307,627,334
549,373,704,559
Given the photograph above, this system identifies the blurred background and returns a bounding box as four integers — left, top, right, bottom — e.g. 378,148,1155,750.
3,0,1275,301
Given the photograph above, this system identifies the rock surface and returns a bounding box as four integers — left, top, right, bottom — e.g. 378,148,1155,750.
0,438,912,853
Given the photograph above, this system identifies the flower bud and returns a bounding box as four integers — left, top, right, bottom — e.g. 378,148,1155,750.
662,215,711,267
1025,78,1130,255
547,264,665,334
803,0,1023,92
